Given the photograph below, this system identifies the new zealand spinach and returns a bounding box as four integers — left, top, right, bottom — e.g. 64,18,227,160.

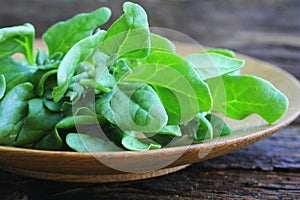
0,2,289,152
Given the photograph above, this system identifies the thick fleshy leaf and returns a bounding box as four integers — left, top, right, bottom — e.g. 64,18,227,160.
100,2,150,58
122,51,212,124
34,109,98,150
206,75,289,124
52,30,106,102
111,83,168,132
0,57,37,92
66,133,120,152
0,23,35,64
121,132,161,151
205,48,235,58
43,7,111,56
0,82,33,145
186,52,244,80
158,125,181,136
95,92,115,124
194,113,213,141
15,98,63,146
150,33,175,53
205,114,231,137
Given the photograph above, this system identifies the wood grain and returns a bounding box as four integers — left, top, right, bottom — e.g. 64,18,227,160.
0,126,299,200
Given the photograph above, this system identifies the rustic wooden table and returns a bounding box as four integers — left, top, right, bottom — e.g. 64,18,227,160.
0,0,299,199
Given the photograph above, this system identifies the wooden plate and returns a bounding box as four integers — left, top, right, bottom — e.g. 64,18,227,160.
0,42,299,183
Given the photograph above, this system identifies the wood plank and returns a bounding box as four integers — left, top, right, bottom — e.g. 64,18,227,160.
198,125,300,171
0,125,299,199
1,168,300,199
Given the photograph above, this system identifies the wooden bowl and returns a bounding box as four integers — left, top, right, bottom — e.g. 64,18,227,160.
0,42,299,182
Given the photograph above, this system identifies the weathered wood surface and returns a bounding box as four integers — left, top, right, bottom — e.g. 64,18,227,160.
0,0,300,199
0,125,299,200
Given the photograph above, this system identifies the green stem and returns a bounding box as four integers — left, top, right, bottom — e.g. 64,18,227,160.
14,37,35,65
79,79,111,93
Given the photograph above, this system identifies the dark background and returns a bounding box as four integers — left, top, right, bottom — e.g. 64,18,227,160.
0,1,300,199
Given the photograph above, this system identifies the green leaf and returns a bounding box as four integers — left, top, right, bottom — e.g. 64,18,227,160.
66,133,120,152
121,132,161,151
33,131,62,150
36,49,62,70
95,92,115,124
159,125,181,136
205,114,232,137
56,115,98,130
111,58,133,80
15,98,63,146
0,75,6,99
206,75,289,124
0,23,35,64
43,97,63,112
150,33,175,53
0,82,33,145
34,109,98,150
0,57,37,92
37,69,57,97
100,2,150,58
194,113,213,141
52,30,106,102
94,51,116,89
42,7,111,56
186,52,245,80
122,51,212,124
205,48,235,58
111,83,168,132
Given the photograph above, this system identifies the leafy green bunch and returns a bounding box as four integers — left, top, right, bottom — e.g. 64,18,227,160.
0,2,288,152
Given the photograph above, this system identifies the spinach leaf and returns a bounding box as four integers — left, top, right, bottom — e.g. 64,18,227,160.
0,57,37,92
186,52,244,80
43,7,111,56
66,133,121,152
36,48,62,70
94,51,116,89
122,51,212,124
52,30,106,102
121,132,161,151
205,48,235,58
33,131,62,150
43,97,63,113
37,69,57,97
111,58,133,81
0,75,6,99
0,23,35,64
207,75,289,124
194,113,213,141
15,98,63,146
158,125,182,136
34,111,98,150
78,52,117,94
95,92,115,124
110,83,168,132
150,33,175,53
100,2,150,58
0,82,33,145
205,114,231,137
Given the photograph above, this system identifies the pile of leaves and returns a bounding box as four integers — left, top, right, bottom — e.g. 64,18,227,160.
0,2,288,152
